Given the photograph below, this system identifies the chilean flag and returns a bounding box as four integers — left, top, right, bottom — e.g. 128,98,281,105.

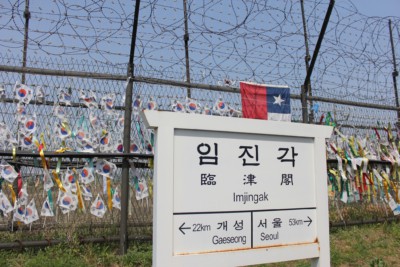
240,82,291,121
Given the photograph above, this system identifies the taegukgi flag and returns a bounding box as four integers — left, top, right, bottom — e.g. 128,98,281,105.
240,82,291,121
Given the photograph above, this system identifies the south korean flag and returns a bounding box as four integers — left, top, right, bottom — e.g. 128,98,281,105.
90,194,106,218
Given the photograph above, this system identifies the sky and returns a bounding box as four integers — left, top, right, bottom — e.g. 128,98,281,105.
351,0,400,17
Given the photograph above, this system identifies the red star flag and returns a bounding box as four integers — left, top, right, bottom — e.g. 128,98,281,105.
240,82,291,121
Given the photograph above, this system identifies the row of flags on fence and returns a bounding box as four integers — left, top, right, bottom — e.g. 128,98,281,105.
0,190,118,224
0,82,156,155
0,157,150,224
7,81,293,120
327,126,400,215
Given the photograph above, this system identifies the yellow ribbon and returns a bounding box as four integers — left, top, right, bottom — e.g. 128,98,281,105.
52,170,66,193
107,177,112,211
12,146,16,162
39,149,47,170
75,180,85,211
357,140,365,158
7,184,16,204
387,123,393,142
381,171,391,201
348,136,359,157
148,176,153,199
55,147,72,153
390,180,399,203
40,133,46,150
73,168,85,211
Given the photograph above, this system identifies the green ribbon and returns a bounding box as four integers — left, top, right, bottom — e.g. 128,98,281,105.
87,158,94,169
56,158,62,174
344,151,352,166
150,132,154,147
47,189,54,211
325,112,336,127
135,121,146,149
328,173,338,193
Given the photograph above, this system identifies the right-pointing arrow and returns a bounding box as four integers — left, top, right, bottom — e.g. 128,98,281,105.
179,222,191,235
304,216,312,227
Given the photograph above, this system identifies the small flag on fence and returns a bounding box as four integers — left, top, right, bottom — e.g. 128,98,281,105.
14,82,33,104
79,89,97,109
80,165,95,185
90,194,106,218
0,160,18,183
24,198,39,224
101,93,116,114
0,191,13,214
132,175,149,201
240,82,291,121
58,89,72,106
112,187,121,210
146,97,158,110
13,203,26,222
17,184,28,206
58,190,78,211
186,98,200,113
20,113,37,134
63,168,77,193
213,98,228,116
171,100,185,113
95,159,117,177
133,95,142,112
80,184,93,201
41,197,54,217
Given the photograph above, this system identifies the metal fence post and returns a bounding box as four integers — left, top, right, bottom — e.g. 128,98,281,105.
300,0,313,123
302,0,335,124
389,19,400,127
120,0,141,255
21,0,31,84
183,0,191,98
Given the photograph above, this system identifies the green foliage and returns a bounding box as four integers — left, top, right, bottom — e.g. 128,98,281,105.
122,243,152,267
370,258,388,267
0,242,153,267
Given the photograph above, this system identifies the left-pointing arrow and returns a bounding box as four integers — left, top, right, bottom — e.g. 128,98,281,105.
179,222,191,235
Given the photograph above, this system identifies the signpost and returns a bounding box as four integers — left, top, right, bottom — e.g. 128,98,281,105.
142,110,332,267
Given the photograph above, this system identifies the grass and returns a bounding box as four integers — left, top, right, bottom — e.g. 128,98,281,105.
0,223,400,266
0,242,152,267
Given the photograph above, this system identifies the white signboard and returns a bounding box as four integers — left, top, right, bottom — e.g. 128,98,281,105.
142,111,332,267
